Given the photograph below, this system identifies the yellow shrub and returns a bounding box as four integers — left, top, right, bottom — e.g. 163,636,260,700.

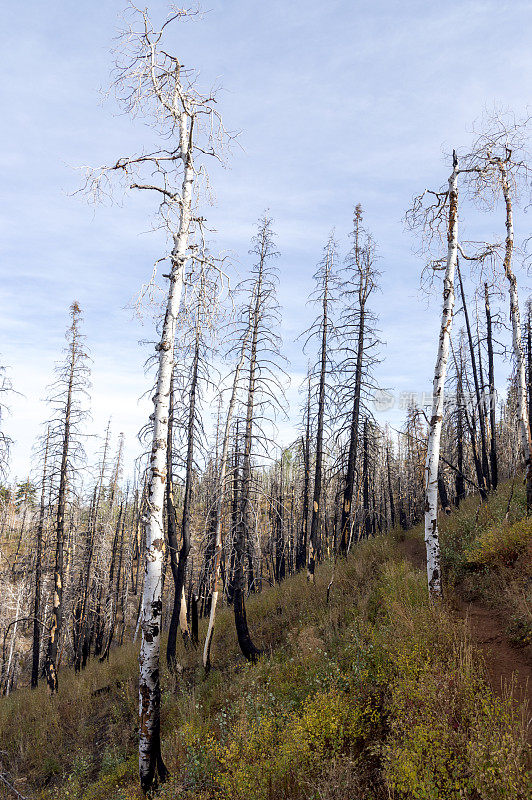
215,716,280,799
210,690,380,800
466,518,532,566
467,691,531,800
280,689,375,767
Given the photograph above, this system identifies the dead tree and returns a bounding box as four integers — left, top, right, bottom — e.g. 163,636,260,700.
452,336,467,505
202,349,249,671
82,5,232,790
232,216,285,661
74,420,112,671
407,151,460,597
484,284,498,490
304,234,338,582
31,428,50,688
463,112,532,509
167,268,216,668
336,206,380,555
44,302,90,691
457,263,491,493
297,374,312,571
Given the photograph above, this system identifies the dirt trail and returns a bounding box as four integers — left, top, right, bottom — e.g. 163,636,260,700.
397,534,532,739
455,597,531,710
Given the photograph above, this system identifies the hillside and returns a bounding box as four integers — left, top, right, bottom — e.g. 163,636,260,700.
0,481,530,800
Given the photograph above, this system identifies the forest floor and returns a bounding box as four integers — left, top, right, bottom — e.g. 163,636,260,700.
0,481,531,800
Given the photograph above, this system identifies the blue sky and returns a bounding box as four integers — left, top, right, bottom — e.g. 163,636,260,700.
1,0,531,480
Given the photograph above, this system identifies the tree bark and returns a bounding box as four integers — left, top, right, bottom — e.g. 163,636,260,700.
139,106,194,793
424,153,459,598
497,159,532,511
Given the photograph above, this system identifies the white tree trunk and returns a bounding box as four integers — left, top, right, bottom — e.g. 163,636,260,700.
498,161,532,506
139,109,194,791
5,589,22,697
424,155,459,597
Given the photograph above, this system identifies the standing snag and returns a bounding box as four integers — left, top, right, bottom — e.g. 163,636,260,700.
81,4,232,790
408,151,460,597
303,234,338,581
230,216,285,661
44,302,91,690
461,113,532,510
336,206,380,554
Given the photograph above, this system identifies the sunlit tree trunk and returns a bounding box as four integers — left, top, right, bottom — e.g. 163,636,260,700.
497,159,532,510
138,110,192,790
424,154,459,597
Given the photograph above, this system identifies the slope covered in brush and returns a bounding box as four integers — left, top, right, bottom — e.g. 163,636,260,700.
0,482,530,800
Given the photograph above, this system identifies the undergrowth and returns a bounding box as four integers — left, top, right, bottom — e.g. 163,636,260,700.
0,483,530,799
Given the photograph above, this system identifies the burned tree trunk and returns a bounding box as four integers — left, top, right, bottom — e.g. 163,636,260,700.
165,372,182,669
31,429,50,689
44,302,87,692
484,284,498,491
362,418,372,539
297,379,311,571
454,343,466,506
202,333,251,671
386,443,396,529
308,236,336,581
457,263,490,493
167,321,201,666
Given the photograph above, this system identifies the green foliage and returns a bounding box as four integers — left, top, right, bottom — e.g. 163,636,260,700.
15,479,36,508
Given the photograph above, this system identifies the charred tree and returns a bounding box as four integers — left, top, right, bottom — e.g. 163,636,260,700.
44,302,90,691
